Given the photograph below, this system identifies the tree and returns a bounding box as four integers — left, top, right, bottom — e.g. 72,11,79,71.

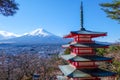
64,48,71,54
0,0,19,16
100,0,120,22
96,48,107,56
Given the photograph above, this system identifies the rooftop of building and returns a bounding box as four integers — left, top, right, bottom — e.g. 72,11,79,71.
59,65,116,78
60,54,112,62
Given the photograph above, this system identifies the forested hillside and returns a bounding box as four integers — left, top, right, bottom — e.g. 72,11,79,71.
96,44,120,79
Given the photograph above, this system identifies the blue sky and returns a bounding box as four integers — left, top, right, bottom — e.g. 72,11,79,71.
0,0,120,42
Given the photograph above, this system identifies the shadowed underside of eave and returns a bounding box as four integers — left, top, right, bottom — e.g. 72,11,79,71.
59,65,116,78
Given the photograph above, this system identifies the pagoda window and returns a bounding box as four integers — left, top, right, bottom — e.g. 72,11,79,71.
76,49,79,53
71,62,95,67
78,62,94,67
79,37,91,40
72,48,93,54
79,35,91,37
76,38,78,41
73,35,92,42
79,37,91,42
73,62,75,65
74,36,78,42
79,49,92,53
75,62,78,66
73,48,78,53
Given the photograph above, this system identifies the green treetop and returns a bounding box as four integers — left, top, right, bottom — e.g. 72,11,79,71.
100,0,120,22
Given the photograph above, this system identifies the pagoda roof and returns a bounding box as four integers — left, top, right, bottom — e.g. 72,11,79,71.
60,54,112,62
72,30,106,35
57,76,67,80
64,29,107,38
59,65,116,78
62,42,109,48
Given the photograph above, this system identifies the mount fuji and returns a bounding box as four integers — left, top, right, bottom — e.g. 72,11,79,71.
0,28,70,44
24,28,54,36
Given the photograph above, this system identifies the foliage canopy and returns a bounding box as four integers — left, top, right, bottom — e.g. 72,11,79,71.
0,0,19,16
100,0,120,22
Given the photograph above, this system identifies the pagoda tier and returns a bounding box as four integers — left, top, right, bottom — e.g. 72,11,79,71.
64,28,107,43
62,42,109,48
64,30,107,39
60,54,112,62
62,42,109,55
60,54,112,69
59,65,116,78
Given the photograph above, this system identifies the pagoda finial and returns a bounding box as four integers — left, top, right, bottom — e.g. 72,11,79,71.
80,1,85,31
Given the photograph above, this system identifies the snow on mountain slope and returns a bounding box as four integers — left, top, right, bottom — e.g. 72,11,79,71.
23,28,54,37
0,31,20,40
0,28,70,44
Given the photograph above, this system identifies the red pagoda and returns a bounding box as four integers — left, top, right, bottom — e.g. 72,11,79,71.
58,2,116,80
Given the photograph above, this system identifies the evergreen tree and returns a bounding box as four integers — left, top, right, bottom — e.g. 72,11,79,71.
100,0,120,22
0,0,19,16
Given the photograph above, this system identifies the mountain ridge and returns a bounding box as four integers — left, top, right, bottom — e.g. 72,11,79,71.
0,31,20,40
23,28,55,37
0,28,70,44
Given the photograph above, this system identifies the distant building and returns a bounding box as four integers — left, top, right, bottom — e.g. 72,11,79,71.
33,73,40,80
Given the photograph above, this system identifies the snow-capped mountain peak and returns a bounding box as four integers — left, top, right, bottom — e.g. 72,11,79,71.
24,28,53,37
0,31,19,37
0,28,70,44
